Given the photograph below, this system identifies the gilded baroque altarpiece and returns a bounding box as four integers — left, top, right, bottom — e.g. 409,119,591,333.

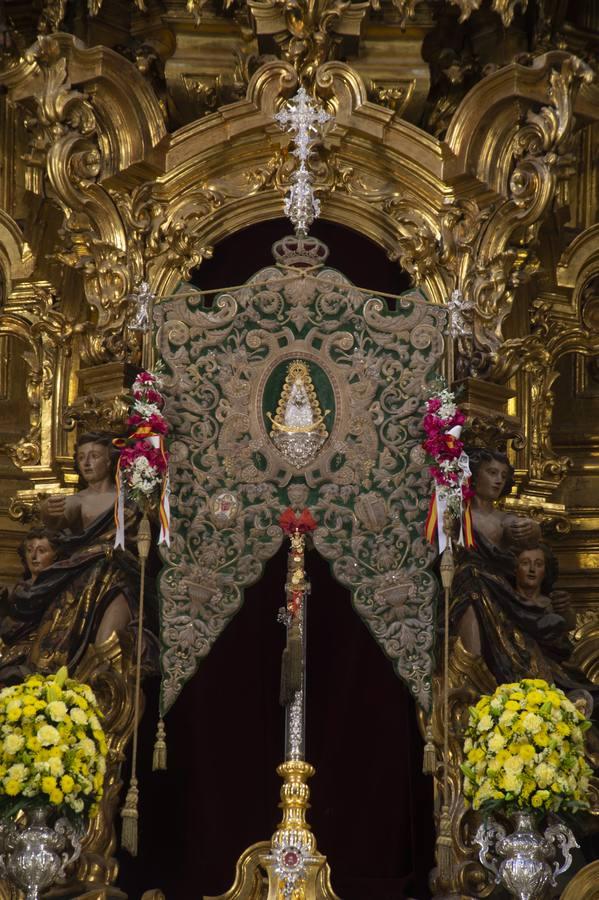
0,1,599,897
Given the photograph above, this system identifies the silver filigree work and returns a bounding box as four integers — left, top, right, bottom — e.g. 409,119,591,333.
128,280,155,332
475,810,577,900
265,838,318,899
446,288,474,338
275,88,332,236
0,805,83,900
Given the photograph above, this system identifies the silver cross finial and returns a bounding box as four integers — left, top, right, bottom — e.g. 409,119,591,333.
275,88,332,237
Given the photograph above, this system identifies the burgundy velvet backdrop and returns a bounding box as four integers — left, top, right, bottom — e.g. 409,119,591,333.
117,221,435,898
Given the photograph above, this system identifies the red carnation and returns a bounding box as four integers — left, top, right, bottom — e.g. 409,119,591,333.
148,413,169,435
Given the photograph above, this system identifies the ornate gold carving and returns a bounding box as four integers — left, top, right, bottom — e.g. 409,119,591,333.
211,761,339,900
66,632,139,895
560,861,599,900
39,0,155,34
205,842,270,899
395,0,528,28
427,638,496,898
570,615,599,685
248,0,368,84
0,285,74,476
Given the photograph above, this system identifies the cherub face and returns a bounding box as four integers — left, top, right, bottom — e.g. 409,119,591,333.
516,549,545,592
25,538,57,580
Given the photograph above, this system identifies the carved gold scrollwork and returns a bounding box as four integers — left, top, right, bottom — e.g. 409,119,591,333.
427,639,497,898
438,54,594,376
0,286,73,475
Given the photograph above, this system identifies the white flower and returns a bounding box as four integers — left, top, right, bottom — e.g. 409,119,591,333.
78,738,96,758
488,732,506,753
522,712,542,734
70,707,88,726
7,764,27,780
47,701,67,722
502,773,522,793
477,714,493,732
37,724,60,746
67,796,84,813
4,734,24,755
504,755,524,775
47,757,64,777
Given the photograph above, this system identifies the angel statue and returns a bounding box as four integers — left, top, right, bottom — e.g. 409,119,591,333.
0,432,141,682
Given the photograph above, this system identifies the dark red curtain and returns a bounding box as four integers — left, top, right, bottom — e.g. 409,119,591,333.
118,544,434,899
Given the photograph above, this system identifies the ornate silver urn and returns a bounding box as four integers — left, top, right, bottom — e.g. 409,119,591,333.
475,810,577,900
0,804,82,900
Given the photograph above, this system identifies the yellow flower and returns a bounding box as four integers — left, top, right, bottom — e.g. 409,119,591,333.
49,788,64,805
533,731,549,748
468,748,485,764
501,773,522,793
526,690,545,707
93,772,104,791
61,775,75,794
4,779,21,796
505,700,520,711
556,722,570,736
531,789,551,808
546,690,562,707
41,776,57,794
7,706,21,723
521,779,536,799
518,744,536,762
23,705,36,718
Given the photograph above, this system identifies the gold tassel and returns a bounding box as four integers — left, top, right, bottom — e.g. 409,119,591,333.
152,717,167,771
436,805,454,885
121,776,139,857
422,722,436,775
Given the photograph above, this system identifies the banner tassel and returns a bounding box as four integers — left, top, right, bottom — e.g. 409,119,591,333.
422,721,436,775
152,717,167,771
120,776,139,857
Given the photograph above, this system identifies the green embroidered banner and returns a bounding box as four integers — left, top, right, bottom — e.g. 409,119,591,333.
156,236,446,713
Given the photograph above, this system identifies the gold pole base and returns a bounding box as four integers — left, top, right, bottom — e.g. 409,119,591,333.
207,761,339,900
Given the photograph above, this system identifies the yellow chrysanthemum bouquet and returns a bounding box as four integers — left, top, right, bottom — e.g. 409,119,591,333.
0,667,107,822
462,678,593,814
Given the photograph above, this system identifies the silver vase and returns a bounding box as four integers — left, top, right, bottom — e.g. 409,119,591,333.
0,804,82,900
475,810,578,900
